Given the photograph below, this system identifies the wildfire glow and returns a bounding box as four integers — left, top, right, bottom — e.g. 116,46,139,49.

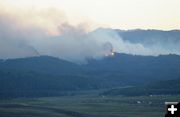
111,52,115,56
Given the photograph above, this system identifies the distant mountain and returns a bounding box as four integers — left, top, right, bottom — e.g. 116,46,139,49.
0,53,180,98
116,29,180,45
94,28,180,55
95,28,180,45
102,78,180,96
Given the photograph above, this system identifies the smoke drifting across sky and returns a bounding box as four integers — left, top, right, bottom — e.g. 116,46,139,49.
0,8,180,63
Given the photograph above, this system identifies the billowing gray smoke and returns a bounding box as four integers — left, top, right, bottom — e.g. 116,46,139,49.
0,10,180,63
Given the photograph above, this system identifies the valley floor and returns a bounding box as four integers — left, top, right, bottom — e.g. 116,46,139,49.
0,95,179,117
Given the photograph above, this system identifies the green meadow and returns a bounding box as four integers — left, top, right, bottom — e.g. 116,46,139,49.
0,95,179,117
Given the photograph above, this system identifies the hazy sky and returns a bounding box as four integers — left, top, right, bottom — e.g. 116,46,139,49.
1,0,180,30
0,0,180,62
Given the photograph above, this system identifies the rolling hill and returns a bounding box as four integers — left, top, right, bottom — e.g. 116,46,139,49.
0,53,180,98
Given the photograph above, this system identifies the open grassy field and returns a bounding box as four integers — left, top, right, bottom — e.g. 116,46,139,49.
0,95,179,117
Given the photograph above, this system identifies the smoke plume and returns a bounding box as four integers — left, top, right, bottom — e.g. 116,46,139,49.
0,8,180,63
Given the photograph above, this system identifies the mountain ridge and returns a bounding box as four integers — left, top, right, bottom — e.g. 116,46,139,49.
0,53,180,98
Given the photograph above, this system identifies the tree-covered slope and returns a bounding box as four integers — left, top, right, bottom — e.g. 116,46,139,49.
0,53,180,98
103,78,180,96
